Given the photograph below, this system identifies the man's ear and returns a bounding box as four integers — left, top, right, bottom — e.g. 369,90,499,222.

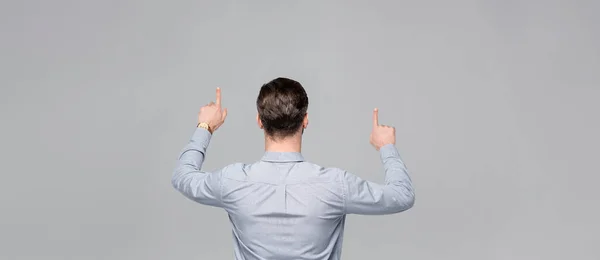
257,113,263,129
303,113,309,129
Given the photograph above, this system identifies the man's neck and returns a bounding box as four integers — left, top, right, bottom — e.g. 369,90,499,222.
264,133,302,153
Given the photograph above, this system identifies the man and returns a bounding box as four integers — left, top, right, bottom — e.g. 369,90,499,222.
172,77,415,260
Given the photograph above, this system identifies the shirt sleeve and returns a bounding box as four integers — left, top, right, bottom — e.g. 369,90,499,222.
171,127,225,208
342,144,415,215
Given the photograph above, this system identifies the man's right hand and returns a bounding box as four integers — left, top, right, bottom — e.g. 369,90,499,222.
370,108,396,151
198,87,228,133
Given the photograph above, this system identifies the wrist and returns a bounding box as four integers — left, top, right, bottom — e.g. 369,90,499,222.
377,143,395,151
197,122,213,134
379,144,400,159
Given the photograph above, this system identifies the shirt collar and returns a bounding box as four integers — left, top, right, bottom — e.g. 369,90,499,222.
261,151,304,162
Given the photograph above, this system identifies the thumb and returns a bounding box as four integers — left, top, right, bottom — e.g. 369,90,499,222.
373,108,379,128
222,108,228,120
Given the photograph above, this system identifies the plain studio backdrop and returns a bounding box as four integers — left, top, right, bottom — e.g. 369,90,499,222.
1,1,599,259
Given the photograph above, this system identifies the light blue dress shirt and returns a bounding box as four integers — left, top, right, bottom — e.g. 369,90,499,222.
172,128,415,260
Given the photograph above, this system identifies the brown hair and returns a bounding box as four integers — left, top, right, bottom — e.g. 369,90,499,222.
256,77,309,138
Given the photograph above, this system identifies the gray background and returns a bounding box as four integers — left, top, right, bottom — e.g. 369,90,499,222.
1,0,599,259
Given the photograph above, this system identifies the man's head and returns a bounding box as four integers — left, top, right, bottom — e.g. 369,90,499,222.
256,77,309,140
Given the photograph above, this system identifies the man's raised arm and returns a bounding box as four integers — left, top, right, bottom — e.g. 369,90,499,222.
171,88,229,207
343,108,415,215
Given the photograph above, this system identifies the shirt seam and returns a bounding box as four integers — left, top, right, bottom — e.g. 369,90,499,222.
219,165,229,206
221,176,337,185
341,170,348,214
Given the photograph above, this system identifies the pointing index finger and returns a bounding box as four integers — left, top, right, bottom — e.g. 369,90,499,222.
216,87,222,107
373,108,379,127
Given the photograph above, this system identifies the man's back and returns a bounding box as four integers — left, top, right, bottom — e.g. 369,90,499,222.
223,155,346,259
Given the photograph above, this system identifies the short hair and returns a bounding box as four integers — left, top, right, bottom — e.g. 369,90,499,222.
256,77,309,139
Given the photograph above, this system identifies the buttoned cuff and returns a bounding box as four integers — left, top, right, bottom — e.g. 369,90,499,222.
379,144,400,160
191,127,212,149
